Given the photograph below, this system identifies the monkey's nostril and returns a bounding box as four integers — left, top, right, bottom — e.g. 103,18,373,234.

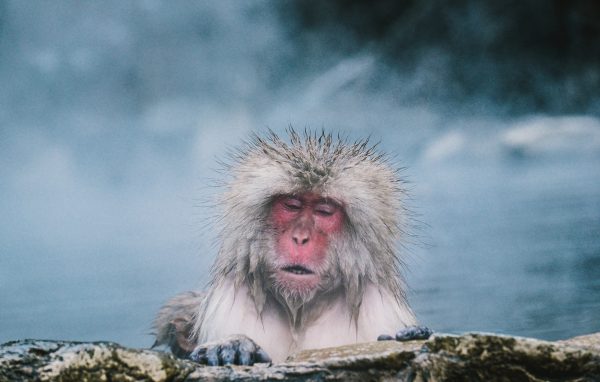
292,235,309,245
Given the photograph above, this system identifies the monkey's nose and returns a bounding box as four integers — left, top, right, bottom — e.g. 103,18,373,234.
292,233,309,245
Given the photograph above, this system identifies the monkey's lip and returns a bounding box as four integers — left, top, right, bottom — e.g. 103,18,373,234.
280,265,314,275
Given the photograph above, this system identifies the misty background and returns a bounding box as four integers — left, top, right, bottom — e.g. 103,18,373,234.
1,1,599,348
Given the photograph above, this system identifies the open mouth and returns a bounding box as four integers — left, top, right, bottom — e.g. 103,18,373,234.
281,265,314,275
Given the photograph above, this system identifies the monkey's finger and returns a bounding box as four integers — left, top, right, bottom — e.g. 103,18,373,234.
189,347,207,364
219,344,236,365
236,337,259,365
238,350,252,366
255,348,272,364
206,346,221,366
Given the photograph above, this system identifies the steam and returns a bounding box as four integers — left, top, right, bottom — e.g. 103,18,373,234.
1,0,599,346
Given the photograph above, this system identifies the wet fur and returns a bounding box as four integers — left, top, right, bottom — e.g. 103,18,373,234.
154,129,417,362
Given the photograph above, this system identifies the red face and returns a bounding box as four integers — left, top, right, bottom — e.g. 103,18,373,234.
270,192,345,293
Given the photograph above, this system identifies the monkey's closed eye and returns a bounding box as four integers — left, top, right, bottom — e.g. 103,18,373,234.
283,198,302,210
284,203,302,210
315,203,336,216
315,208,334,216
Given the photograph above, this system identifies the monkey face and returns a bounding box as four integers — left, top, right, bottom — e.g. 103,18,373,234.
269,192,344,296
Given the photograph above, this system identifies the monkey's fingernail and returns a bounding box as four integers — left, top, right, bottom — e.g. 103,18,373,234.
377,334,394,341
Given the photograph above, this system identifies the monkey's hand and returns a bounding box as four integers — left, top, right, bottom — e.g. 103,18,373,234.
377,326,433,341
190,335,272,366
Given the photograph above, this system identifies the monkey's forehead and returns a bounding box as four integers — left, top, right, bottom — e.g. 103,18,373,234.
221,137,406,239
233,144,398,193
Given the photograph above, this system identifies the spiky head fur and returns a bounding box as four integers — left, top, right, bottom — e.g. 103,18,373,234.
205,129,410,329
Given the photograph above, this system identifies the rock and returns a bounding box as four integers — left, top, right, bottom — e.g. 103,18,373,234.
559,333,600,351
1,333,600,381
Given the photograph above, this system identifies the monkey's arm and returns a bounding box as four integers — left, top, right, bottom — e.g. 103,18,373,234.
377,326,434,341
152,291,203,358
153,291,272,365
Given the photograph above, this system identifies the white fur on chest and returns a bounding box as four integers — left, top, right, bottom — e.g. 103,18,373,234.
300,286,416,350
198,281,416,362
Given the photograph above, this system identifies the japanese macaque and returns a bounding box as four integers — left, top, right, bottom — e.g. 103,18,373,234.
153,130,431,365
